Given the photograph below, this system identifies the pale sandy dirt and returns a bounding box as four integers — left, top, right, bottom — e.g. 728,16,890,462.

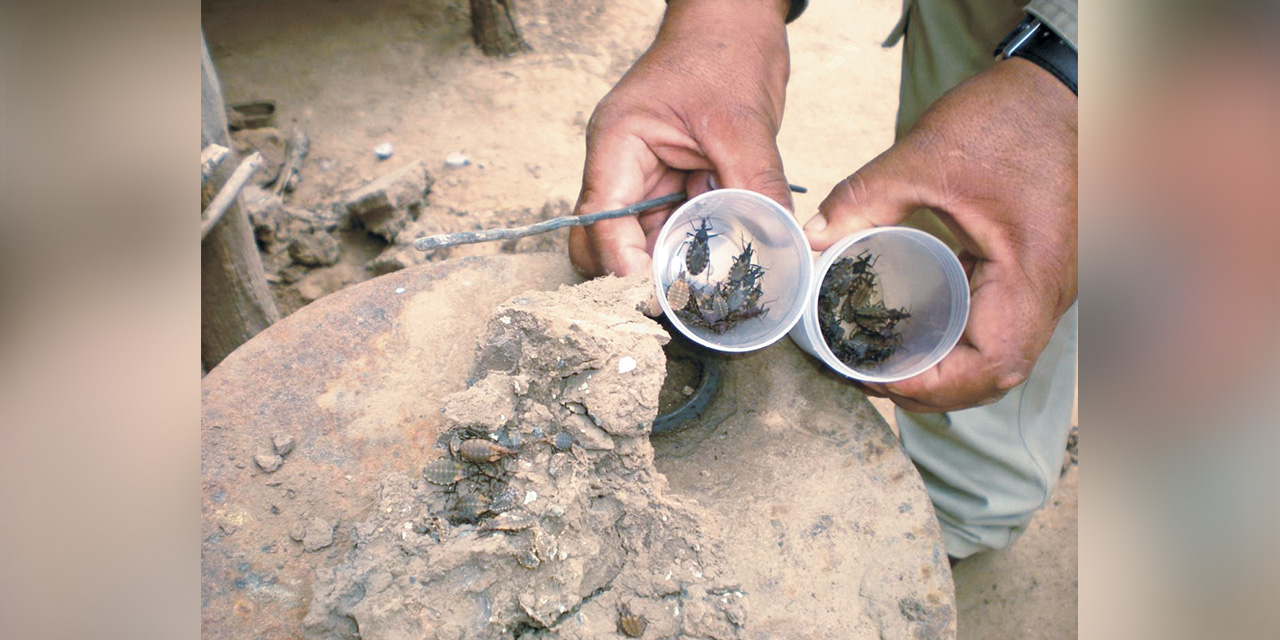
203,0,1077,636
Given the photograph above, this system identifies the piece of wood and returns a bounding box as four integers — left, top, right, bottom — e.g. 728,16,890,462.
470,0,530,57
274,127,309,196
202,152,263,240
201,144,230,183
201,33,280,371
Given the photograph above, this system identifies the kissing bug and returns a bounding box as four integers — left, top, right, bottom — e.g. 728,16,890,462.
682,217,719,277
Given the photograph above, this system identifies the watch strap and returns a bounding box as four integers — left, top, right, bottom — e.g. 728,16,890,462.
997,16,1079,95
785,0,808,23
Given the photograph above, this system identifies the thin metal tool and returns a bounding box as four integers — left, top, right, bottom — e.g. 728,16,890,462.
412,184,807,251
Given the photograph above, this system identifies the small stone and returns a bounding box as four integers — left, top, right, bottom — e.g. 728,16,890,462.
302,517,335,552
343,160,432,242
682,386,695,396
617,356,637,374
240,185,284,248
444,152,469,168
288,229,342,267
367,244,435,275
373,142,394,159
523,491,538,505
565,413,614,450
553,432,574,451
272,434,296,456
254,451,283,473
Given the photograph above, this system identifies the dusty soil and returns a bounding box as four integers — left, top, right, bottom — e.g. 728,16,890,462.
203,0,1077,637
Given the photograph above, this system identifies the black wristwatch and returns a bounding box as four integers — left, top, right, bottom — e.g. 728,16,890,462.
995,15,1078,95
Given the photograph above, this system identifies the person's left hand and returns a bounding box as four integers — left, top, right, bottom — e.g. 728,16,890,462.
804,58,1078,413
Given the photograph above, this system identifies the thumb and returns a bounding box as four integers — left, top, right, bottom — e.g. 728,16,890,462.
804,149,926,251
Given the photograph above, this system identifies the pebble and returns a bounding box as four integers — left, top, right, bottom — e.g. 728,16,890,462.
524,491,538,505
272,434,296,456
373,142,394,159
617,356,637,374
254,451,283,473
302,517,335,552
444,151,470,168
553,432,574,451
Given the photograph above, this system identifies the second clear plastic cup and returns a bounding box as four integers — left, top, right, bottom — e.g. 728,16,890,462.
789,227,970,383
653,189,812,352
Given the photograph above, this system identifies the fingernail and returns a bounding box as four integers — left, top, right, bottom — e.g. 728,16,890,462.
803,213,827,233
707,173,720,190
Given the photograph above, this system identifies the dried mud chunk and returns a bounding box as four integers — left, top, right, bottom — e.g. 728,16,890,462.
302,276,744,640
301,517,335,552
272,434,296,456
253,451,283,473
441,373,519,430
343,160,431,241
287,229,342,267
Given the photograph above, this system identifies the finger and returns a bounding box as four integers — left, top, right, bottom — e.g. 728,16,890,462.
854,382,890,399
804,149,924,251
572,131,660,277
879,272,1044,412
701,117,794,211
569,225,652,277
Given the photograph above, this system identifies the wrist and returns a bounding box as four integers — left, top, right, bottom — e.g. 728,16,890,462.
663,0,791,29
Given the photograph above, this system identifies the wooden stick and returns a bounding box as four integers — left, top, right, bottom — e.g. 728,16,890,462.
201,152,262,241
411,184,808,252
201,144,230,183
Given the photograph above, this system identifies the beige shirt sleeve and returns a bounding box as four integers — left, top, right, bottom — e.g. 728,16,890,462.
1026,0,1078,48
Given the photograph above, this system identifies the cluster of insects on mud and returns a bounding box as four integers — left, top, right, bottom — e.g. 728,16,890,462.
818,250,912,368
421,429,531,529
421,426,575,533
665,216,770,334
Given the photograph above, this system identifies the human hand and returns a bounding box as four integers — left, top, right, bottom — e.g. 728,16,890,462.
804,58,1078,412
568,0,793,277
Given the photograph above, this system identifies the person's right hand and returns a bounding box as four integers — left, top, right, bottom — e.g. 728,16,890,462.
569,0,794,277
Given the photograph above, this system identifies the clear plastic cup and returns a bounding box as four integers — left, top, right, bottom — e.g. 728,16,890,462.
789,227,970,383
653,189,813,352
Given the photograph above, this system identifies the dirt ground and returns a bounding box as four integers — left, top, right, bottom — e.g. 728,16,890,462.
203,0,1078,636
